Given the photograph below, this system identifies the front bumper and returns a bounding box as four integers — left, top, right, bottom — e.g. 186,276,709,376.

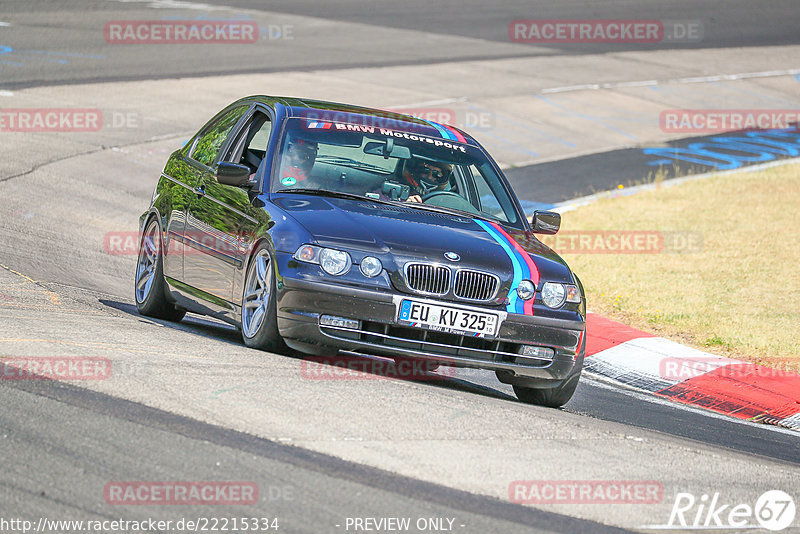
276,268,585,383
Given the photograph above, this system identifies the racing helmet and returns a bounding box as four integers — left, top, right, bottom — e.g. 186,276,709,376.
282,138,318,183
402,157,453,194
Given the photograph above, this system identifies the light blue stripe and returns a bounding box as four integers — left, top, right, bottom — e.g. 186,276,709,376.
426,120,457,141
475,219,521,314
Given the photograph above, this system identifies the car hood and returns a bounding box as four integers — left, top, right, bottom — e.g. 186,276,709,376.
274,195,574,285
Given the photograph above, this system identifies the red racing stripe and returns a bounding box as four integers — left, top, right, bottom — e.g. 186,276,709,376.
490,222,539,316
445,125,467,143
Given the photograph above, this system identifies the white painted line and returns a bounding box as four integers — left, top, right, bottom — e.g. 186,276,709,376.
585,337,741,392
675,68,800,84
553,156,800,214
613,79,659,88
0,90,13,97
0,22,11,27
112,0,215,10
541,84,600,94
778,412,800,430
541,68,800,94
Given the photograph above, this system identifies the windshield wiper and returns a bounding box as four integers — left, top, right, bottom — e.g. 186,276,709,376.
275,188,395,205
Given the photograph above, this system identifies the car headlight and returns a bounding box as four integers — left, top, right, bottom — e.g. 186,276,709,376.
541,282,566,308
319,248,352,276
294,244,353,276
359,256,383,278
541,282,581,308
516,280,535,300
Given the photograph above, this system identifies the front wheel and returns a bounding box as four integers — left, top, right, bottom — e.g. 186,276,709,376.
240,244,285,352
134,218,185,322
512,370,581,408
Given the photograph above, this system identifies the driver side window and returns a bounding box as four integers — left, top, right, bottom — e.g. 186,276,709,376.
190,106,248,167
222,111,273,173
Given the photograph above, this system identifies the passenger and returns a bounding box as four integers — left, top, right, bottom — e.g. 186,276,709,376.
279,139,318,186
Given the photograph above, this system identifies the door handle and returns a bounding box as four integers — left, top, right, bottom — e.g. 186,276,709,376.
194,185,206,197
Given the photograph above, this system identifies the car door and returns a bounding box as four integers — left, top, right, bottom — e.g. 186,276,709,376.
183,106,274,305
181,104,249,303
157,155,200,283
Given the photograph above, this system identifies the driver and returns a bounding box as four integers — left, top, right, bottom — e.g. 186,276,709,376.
401,157,453,203
279,138,318,186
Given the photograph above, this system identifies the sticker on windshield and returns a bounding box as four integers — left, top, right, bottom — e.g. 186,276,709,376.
377,128,467,152
281,176,297,186
301,119,467,152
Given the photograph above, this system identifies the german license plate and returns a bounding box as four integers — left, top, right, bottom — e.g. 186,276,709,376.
397,299,499,337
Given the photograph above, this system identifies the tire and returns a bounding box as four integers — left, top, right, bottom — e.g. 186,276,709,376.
240,244,285,352
512,369,581,408
135,218,185,322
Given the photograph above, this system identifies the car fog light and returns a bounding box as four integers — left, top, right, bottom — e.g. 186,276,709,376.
319,248,352,276
541,282,567,308
320,315,360,329
360,256,383,278
520,345,555,360
516,280,535,300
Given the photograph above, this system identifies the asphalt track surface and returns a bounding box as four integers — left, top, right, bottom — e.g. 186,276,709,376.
2,0,799,88
213,0,800,51
504,130,800,205
2,1,800,532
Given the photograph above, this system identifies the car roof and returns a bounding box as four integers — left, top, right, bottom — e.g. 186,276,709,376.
240,95,480,148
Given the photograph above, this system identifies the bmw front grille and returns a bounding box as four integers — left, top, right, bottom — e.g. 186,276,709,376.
404,263,499,302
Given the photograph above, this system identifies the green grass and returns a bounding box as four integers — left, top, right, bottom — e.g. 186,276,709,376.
556,162,800,370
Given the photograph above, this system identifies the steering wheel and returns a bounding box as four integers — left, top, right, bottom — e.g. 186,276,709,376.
421,191,462,202
421,191,480,214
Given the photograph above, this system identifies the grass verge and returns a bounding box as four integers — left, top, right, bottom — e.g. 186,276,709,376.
548,162,800,371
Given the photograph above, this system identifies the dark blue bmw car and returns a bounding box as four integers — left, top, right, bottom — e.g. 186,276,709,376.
136,96,586,406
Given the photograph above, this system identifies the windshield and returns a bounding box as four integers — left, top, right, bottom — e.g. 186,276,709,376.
271,117,522,226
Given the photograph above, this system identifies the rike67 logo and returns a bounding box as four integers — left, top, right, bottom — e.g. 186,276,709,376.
655,490,796,531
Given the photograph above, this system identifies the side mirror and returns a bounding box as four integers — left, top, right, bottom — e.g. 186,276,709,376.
531,210,561,234
216,162,252,187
